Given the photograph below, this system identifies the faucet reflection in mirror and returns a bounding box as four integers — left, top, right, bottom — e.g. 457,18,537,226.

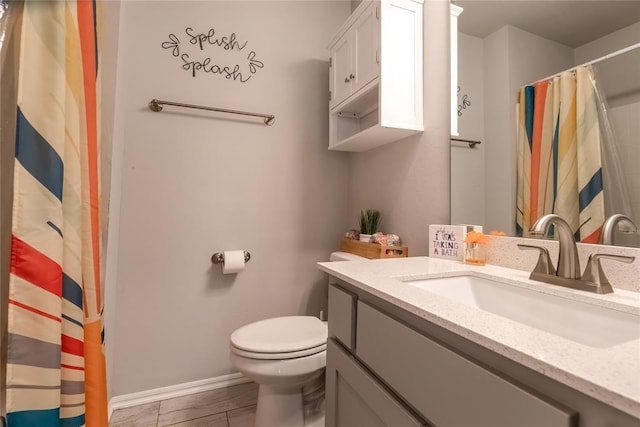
519,214,635,294
601,214,638,245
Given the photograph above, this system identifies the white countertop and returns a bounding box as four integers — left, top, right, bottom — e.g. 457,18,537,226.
318,256,640,419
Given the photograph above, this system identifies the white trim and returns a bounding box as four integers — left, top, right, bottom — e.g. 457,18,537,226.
108,373,250,419
450,3,463,137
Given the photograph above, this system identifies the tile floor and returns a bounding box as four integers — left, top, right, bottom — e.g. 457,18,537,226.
109,382,258,427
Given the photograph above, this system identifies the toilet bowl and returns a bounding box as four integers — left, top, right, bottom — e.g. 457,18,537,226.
229,252,367,427
230,316,328,427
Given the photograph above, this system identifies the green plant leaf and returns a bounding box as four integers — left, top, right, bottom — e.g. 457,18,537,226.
359,209,380,234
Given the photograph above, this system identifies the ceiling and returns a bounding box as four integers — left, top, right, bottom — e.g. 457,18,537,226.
455,0,640,48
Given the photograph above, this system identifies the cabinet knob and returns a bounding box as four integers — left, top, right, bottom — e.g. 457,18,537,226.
344,77,350,83
349,73,355,80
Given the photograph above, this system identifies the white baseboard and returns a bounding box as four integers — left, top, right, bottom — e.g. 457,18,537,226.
108,373,250,420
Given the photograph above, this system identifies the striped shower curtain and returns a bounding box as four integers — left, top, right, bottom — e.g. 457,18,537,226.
5,1,107,425
516,65,605,243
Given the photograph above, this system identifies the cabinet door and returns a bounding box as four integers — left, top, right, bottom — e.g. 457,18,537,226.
379,0,423,129
330,34,353,110
328,284,357,351
326,339,427,427
352,2,379,96
357,302,578,427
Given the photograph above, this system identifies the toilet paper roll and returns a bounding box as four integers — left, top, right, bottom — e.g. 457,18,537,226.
222,250,245,274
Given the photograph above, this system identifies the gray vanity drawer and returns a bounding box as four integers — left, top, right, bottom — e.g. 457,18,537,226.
356,301,577,427
328,284,357,351
326,338,427,427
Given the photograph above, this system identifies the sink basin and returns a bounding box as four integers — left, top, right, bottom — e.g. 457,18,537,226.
405,275,640,348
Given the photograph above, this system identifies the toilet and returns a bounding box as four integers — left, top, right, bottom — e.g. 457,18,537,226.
229,251,367,427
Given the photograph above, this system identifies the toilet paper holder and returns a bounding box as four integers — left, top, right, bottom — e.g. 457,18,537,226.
211,251,251,265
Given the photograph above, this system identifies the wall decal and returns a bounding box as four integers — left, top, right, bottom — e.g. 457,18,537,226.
457,85,471,117
161,27,264,83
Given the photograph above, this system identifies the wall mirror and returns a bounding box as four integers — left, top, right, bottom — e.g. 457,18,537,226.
451,0,640,248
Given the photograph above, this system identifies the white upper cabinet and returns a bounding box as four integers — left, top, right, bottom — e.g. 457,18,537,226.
328,0,423,152
330,2,379,110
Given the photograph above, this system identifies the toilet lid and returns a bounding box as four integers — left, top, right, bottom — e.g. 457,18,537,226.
231,316,327,353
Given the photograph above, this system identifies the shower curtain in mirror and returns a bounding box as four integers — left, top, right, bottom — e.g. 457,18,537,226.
5,0,107,425
516,65,605,243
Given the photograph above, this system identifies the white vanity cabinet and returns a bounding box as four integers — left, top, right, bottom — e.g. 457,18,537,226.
326,281,640,427
327,0,423,152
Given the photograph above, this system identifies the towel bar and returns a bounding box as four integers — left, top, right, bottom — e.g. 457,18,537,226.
149,99,275,126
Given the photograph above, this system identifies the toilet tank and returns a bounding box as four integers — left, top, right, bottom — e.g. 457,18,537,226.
329,251,368,262
322,252,366,323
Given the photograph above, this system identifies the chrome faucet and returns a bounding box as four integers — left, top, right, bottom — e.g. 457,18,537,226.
518,213,636,294
601,214,637,245
528,214,580,279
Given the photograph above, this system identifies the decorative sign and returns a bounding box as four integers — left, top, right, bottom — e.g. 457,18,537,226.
161,27,264,83
457,85,471,117
429,224,467,261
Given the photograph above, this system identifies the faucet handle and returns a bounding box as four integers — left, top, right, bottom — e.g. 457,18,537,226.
517,244,556,275
581,253,636,294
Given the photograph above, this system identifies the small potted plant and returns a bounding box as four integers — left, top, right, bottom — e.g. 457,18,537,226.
359,209,380,242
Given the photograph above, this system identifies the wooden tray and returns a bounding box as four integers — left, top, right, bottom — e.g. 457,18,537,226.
340,238,409,259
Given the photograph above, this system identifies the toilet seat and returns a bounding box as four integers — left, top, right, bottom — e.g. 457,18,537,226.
230,316,327,360
231,342,327,360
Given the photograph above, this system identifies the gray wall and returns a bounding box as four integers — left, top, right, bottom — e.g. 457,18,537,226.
106,0,453,397
451,32,485,227
107,0,351,395
347,0,452,256
574,22,640,63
